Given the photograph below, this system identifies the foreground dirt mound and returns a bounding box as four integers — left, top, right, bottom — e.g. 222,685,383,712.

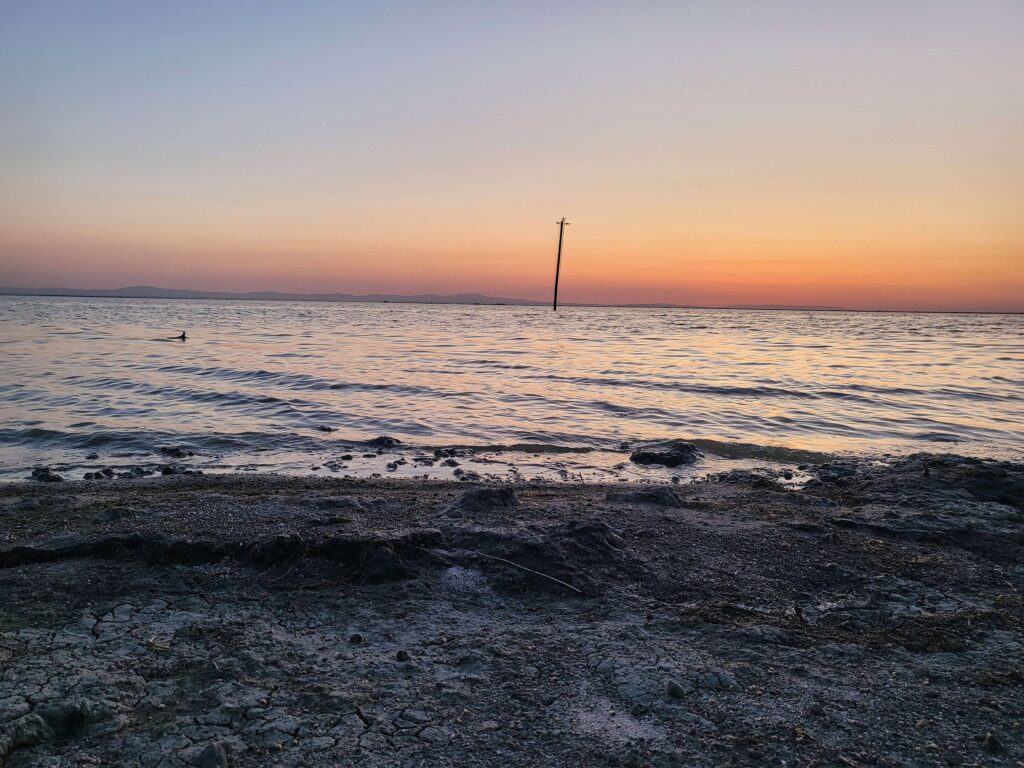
0,462,1021,766
804,454,1024,560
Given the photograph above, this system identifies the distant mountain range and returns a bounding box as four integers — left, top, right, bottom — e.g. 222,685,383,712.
0,285,548,306
0,284,846,311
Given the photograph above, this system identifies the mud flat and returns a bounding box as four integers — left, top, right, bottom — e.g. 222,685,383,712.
1,454,1022,766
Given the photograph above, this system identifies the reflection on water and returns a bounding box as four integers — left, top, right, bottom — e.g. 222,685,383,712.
0,295,1021,480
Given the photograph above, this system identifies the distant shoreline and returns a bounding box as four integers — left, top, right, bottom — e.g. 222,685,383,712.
0,286,1020,314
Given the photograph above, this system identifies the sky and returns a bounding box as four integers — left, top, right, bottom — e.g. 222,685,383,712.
1,1,1022,311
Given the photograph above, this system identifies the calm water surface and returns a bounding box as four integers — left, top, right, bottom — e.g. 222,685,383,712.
1,296,1021,480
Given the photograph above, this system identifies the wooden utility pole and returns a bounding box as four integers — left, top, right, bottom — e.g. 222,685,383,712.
553,217,569,311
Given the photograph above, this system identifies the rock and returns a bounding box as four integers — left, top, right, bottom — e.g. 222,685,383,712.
339,454,354,461
29,467,63,483
606,486,683,506
196,742,228,767
160,464,202,476
367,436,401,449
315,425,335,433
959,461,1024,511
629,440,703,467
665,670,737,698
417,726,448,743
396,649,411,662
119,466,152,479
0,713,50,757
442,458,460,467
306,736,335,751
349,633,365,645
157,445,194,458
696,670,739,691
85,452,99,460
666,679,689,699
982,731,1002,754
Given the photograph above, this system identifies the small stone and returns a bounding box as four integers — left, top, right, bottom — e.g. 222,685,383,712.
629,440,703,467
417,726,447,743
396,649,411,662
196,742,228,768
982,731,1002,753
349,633,365,645
666,679,687,699
30,467,64,482
157,445,194,458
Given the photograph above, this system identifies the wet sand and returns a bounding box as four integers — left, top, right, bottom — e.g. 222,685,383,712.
1,454,1022,766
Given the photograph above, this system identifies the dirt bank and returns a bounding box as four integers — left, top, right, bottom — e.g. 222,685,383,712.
1,454,1022,766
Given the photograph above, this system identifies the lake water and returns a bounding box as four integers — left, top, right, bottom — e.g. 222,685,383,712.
1,295,1021,481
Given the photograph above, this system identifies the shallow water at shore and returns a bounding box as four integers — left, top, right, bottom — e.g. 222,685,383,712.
1,295,1021,480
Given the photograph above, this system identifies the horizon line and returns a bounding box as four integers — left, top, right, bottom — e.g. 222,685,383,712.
0,284,1021,316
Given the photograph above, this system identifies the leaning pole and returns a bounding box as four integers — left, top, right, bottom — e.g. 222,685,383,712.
553,217,569,311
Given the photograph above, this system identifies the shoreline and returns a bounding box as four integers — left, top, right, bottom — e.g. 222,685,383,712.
1,453,1022,765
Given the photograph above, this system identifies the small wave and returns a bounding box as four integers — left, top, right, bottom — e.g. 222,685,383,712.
524,373,822,400
141,364,452,397
434,442,596,455
912,432,963,443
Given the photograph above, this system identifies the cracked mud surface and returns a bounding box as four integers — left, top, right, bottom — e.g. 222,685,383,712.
1,454,1022,766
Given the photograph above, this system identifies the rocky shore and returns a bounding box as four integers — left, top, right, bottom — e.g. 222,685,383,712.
1,454,1022,766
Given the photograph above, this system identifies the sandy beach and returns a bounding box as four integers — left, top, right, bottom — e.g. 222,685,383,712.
1,454,1021,766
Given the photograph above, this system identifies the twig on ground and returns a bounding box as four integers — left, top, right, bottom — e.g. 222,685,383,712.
472,551,583,594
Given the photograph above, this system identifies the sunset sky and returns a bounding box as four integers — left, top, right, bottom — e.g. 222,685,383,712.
1,2,1022,311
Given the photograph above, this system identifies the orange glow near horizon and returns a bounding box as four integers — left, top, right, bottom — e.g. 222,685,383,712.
1,3,1022,311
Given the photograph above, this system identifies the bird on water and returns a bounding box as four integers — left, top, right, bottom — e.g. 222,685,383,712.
176,331,187,341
